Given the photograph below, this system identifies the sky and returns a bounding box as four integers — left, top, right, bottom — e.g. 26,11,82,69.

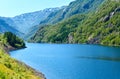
0,0,74,17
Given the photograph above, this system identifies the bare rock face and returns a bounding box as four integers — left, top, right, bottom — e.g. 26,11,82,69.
68,33,73,43
101,6,120,22
110,12,115,18
103,15,110,22
115,7,120,12
87,37,100,44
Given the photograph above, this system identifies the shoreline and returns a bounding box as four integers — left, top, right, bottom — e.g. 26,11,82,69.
27,42,120,48
8,47,46,79
14,59,46,79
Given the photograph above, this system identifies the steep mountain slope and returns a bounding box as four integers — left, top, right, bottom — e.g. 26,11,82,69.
24,7,65,39
26,0,104,39
1,8,60,34
29,0,120,46
0,0,104,39
0,32,44,79
29,14,86,43
39,0,104,24
0,18,23,36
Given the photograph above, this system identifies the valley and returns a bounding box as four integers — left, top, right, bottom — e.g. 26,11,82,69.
0,0,120,79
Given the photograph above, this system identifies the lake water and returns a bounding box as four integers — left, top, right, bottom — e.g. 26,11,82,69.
10,43,120,79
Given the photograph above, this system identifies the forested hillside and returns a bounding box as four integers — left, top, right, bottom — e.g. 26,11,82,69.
29,0,120,46
39,0,104,24
25,0,104,39
0,32,25,49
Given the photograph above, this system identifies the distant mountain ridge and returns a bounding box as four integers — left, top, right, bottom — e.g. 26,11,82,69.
0,8,60,35
0,18,23,36
11,8,60,34
39,0,104,24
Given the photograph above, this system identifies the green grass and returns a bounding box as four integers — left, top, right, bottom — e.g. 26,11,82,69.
0,32,44,79
0,48,43,79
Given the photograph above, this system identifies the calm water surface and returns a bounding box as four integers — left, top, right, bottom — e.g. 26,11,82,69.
10,43,120,79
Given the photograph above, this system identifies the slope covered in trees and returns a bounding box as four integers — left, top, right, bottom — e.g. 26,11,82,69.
25,0,104,39
0,32,25,49
29,0,120,46
39,0,104,24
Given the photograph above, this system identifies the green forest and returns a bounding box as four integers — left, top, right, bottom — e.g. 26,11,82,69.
29,0,120,46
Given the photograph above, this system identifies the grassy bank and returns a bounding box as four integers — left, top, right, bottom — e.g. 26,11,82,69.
0,32,45,79
0,48,45,79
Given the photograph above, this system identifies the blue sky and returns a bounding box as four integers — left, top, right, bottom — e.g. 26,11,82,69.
0,0,74,17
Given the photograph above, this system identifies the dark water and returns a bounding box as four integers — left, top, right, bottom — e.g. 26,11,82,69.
10,43,120,79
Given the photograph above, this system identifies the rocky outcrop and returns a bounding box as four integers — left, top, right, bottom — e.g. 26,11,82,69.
87,36,100,44
103,15,110,22
101,6,120,22
68,33,73,43
115,7,120,12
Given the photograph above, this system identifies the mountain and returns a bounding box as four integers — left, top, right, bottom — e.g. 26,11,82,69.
29,14,86,43
12,8,60,34
39,0,104,24
0,18,23,36
0,0,104,39
26,0,104,39
0,8,60,38
1,8,60,34
24,7,65,39
29,0,120,46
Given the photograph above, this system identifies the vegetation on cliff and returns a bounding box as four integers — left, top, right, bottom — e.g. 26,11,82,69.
29,0,120,46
